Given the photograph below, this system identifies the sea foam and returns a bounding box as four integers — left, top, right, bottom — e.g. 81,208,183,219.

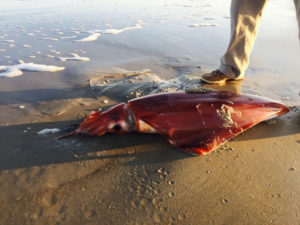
75,24,144,43
75,32,101,42
0,60,65,78
2,40,14,43
41,37,59,41
60,35,76,39
58,53,90,62
189,23,219,27
37,128,60,135
94,24,143,34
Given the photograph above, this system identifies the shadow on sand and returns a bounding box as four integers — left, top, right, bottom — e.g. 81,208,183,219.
0,111,299,171
0,120,191,171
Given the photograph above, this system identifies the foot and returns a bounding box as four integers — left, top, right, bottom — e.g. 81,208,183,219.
200,70,242,85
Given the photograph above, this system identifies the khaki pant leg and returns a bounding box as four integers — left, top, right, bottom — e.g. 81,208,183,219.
294,0,300,40
219,0,268,78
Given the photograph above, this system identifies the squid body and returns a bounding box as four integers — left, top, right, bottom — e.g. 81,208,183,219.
60,91,289,155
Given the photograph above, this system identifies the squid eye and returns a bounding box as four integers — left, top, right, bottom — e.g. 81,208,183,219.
113,124,121,131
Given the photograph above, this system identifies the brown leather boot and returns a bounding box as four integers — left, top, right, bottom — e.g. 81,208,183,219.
200,70,243,85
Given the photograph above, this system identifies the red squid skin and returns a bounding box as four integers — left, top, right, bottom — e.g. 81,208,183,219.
60,91,290,155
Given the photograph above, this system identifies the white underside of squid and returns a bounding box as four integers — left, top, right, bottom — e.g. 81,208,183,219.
137,119,157,133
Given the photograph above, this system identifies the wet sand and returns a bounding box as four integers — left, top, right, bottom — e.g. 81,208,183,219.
1,0,300,224
0,69,299,225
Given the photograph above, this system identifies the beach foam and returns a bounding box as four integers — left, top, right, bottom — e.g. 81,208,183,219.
189,23,219,27
60,35,76,39
41,37,59,41
75,32,101,42
94,24,143,35
50,50,61,55
2,40,14,43
58,53,90,62
37,128,60,135
0,60,65,78
203,17,217,20
70,27,85,32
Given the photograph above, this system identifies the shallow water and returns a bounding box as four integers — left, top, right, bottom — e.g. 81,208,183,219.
0,0,299,104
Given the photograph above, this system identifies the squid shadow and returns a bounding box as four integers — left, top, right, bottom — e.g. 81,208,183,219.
0,120,188,171
0,111,298,171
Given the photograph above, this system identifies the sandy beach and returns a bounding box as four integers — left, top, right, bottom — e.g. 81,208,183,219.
0,0,300,224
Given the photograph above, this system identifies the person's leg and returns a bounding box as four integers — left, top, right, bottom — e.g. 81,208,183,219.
220,0,269,78
201,0,268,84
294,0,300,40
